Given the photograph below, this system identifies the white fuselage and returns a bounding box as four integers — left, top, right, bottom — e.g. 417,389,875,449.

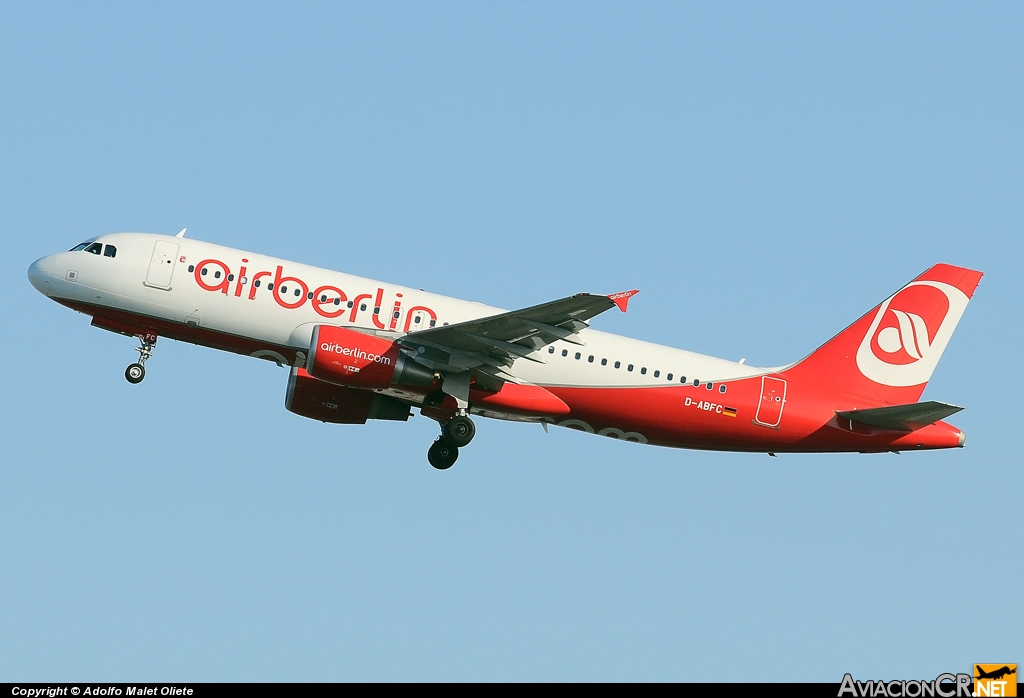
29,233,767,392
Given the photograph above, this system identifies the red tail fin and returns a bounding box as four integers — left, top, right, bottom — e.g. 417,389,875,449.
782,264,983,405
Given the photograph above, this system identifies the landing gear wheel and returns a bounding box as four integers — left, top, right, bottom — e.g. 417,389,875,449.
427,438,459,470
444,415,476,447
125,363,146,384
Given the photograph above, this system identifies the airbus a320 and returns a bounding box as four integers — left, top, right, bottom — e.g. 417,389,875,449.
27,231,982,469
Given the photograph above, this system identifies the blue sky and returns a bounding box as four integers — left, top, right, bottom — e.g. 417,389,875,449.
1,2,1020,681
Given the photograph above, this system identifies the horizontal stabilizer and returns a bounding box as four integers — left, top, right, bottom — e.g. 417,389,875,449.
836,401,963,432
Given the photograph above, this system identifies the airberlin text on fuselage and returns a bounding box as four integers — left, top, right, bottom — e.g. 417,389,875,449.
191,257,437,332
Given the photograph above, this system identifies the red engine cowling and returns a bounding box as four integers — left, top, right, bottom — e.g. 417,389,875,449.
307,325,435,390
285,367,411,424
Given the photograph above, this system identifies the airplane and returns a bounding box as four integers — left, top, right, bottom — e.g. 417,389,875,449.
975,666,1016,681
27,230,982,469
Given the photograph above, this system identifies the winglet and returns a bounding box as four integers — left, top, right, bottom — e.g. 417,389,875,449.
607,289,639,312
176,228,187,238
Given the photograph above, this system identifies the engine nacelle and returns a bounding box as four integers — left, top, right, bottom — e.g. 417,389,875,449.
285,367,411,424
307,325,435,390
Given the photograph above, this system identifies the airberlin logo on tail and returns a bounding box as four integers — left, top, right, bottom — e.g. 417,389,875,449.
856,281,970,387
879,309,933,361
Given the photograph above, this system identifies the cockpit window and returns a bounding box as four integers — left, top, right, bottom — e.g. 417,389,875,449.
70,242,90,251
103,245,117,258
85,243,103,255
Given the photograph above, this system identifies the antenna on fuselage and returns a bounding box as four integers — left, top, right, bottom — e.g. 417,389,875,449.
176,228,187,238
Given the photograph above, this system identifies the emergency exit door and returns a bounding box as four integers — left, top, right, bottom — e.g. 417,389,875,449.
145,240,179,289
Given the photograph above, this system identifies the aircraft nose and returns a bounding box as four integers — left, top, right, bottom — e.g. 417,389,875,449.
27,255,55,295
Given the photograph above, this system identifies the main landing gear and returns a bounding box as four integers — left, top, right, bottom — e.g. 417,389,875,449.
125,333,157,384
427,437,459,470
427,414,477,470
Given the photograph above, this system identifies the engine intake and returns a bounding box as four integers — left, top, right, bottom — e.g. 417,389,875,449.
307,325,435,390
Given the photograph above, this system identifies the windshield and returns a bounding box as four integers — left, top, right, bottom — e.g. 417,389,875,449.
69,240,116,258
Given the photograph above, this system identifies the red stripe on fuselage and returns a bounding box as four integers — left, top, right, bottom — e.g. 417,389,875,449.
69,301,964,454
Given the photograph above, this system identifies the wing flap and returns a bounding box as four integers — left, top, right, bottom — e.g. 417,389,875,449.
836,401,963,431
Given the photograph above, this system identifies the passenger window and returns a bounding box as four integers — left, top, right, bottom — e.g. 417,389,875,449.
201,268,208,276
706,382,714,390
347,301,354,308
640,367,647,375
267,283,274,291
86,243,102,255
254,279,261,288
413,314,419,321
667,373,673,381
429,320,437,327
373,306,380,314
680,376,686,384
719,384,727,394
588,355,594,363
334,298,341,306
308,292,314,300
280,284,286,292
562,349,568,357
320,295,328,302
393,311,400,319
103,245,117,258
227,274,234,281
575,352,581,360
693,379,700,387
601,358,607,366
653,370,660,377
188,265,195,272
614,361,621,369
215,271,222,279
627,364,634,372
294,289,301,297
360,303,367,311
548,347,555,354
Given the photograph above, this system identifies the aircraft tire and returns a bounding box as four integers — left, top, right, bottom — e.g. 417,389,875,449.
125,363,146,384
444,415,476,447
427,438,459,470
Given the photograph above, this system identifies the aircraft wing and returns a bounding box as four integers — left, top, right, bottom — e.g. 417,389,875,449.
398,290,638,381
836,401,963,431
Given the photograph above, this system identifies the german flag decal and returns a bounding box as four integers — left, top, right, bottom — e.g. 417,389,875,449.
723,406,738,418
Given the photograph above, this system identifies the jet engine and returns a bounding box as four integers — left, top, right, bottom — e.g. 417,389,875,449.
306,325,436,390
285,367,411,424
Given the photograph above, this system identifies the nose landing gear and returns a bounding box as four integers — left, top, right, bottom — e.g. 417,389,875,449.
427,413,477,470
125,333,157,384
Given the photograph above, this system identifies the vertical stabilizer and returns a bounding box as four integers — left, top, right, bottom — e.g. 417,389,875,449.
782,264,983,405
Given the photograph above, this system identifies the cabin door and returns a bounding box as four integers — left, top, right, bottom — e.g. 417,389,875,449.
145,240,179,289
